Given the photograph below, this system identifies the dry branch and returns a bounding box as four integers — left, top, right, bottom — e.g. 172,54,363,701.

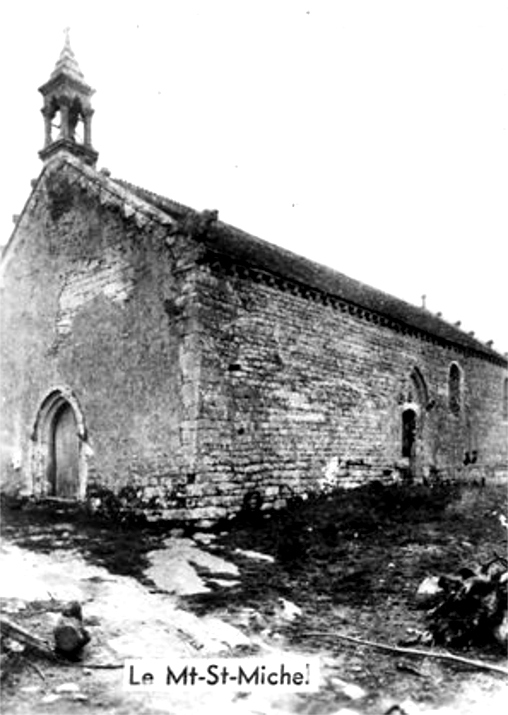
0,616,122,670
0,617,55,659
303,631,508,676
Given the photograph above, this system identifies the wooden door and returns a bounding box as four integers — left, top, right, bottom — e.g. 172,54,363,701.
52,404,80,498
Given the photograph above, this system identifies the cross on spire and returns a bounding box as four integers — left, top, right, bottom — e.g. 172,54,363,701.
49,26,85,83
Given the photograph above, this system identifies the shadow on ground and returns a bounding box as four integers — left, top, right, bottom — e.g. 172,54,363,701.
1,481,507,714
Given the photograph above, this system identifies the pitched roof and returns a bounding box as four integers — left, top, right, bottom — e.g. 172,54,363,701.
2,156,504,366
114,176,506,366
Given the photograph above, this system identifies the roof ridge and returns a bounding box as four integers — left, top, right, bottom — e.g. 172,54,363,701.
68,172,507,364
209,221,505,358
203,240,504,360
1,158,178,266
113,178,194,218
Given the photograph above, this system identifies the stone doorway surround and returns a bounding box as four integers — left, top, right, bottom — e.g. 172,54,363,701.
30,387,89,499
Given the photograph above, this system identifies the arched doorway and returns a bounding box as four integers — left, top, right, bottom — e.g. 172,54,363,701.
398,366,430,481
402,408,417,462
31,388,88,499
401,406,420,481
50,402,80,497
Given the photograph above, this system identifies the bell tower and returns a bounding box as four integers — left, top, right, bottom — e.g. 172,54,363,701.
38,29,98,167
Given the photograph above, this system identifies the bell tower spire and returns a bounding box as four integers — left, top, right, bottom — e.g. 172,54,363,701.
38,29,98,166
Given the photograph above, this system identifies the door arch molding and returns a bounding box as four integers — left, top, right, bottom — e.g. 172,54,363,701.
410,366,429,407
31,387,89,499
398,365,430,481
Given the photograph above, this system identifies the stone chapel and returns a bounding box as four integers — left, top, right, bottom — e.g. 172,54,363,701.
1,37,507,523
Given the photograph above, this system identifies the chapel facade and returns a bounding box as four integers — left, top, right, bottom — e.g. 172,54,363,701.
1,38,507,523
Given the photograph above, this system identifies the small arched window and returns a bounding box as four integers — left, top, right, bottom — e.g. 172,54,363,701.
503,378,508,420
448,363,462,415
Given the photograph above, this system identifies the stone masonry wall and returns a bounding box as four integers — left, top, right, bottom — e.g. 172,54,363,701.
0,164,201,510
191,259,507,520
1,162,506,525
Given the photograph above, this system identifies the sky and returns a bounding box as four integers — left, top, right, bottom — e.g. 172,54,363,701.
1,0,506,352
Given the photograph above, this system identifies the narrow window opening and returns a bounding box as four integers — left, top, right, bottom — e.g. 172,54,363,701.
50,109,62,142
69,98,84,143
448,363,461,415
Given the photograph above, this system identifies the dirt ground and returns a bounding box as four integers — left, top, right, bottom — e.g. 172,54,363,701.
1,482,507,715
